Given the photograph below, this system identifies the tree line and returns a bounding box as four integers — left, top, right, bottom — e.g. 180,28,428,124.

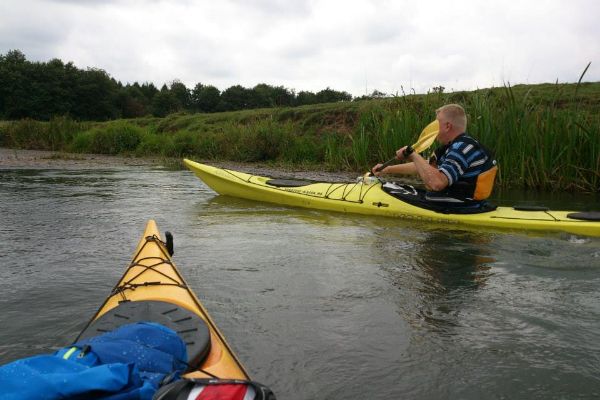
0,50,353,121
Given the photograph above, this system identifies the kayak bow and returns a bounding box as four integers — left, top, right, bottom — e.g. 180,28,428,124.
184,159,600,237
77,219,249,380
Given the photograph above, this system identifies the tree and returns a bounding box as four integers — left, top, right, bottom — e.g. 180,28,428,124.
191,83,220,112
28,58,74,119
0,49,30,118
315,87,352,103
353,89,388,101
296,90,317,106
252,83,295,108
138,82,159,103
220,85,254,111
270,85,295,107
117,84,149,118
252,83,274,108
71,68,119,120
3,49,26,64
169,80,191,110
152,85,180,117
0,49,361,120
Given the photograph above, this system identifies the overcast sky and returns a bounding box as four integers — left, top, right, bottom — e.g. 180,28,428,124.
1,0,598,96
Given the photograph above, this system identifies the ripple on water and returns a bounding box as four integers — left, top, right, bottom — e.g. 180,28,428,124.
1,165,600,399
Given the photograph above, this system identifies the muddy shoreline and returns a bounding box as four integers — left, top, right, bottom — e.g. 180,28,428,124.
0,147,358,181
0,147,159,168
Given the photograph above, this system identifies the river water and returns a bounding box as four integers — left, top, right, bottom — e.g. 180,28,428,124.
1,155,600,399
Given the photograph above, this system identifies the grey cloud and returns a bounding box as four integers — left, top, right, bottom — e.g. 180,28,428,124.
1,0,598,97
227,0,312,18
0,3,69,60
274,37,322,60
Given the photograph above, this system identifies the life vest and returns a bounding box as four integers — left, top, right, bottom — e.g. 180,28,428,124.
429,134,498,201
473,164,498,200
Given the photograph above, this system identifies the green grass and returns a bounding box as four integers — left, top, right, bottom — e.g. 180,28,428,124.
1,81,599,192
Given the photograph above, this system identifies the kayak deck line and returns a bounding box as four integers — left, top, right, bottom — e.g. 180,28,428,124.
112,242,188,296
183,159,600,237
490,214,560,222
80,234,190,332
222,166,379,204
78,220,251,381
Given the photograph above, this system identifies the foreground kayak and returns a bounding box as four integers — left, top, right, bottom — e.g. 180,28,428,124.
77,219,250,380
184,159,600,237
1,220,274,399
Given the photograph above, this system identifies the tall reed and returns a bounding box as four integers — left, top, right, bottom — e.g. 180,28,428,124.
2,80,598,192
1,117,87,150
344,82,599,192
465,83,599,191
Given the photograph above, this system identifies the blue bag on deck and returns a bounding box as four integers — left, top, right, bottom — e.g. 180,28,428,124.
0,322,188,400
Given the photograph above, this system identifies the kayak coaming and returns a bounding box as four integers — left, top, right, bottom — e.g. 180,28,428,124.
184,159,600,237
85,219,249,380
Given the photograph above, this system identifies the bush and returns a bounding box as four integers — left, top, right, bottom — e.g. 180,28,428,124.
109,122,143,153
69,130,95,153
0,123,8,146
4,119,44,149
70,122,144,154
45,117,86,150
135,133,174,156
171,130,196,156
235,120,292,162
0,117,86,150
283,135,323,163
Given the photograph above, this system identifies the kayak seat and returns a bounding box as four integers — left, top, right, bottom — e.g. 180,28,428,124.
77,300,211,369
382,182,497,214
567,211,600,221
265,178,314,187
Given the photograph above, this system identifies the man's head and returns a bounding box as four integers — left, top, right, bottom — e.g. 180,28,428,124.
436,104,467,144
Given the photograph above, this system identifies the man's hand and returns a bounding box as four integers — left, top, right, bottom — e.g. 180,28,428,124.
396,146,411,161
371,163,384,176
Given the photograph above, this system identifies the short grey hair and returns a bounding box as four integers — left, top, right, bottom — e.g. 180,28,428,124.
436,104,467,131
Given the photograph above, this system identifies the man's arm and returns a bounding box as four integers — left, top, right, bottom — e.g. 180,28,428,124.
372,162,417,176
405,150,449,191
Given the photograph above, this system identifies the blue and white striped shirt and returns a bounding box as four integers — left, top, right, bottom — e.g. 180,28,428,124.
433,133,493,187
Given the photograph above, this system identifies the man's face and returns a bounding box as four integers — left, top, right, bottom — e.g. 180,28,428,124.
436,114,452,145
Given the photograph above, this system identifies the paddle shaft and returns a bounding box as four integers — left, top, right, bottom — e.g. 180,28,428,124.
368,120,438,176
374,157,398,172
373,146,414,172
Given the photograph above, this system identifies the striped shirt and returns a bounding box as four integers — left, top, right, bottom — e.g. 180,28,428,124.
427,133,496,201
434,134,491,186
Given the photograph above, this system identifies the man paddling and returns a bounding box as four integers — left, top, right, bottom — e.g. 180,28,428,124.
372,104,497,203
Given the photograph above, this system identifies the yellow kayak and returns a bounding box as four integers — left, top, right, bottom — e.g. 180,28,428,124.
76,219,249,381
184,159,600,237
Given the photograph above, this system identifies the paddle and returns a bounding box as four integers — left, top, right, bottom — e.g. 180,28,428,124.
360,120,439,182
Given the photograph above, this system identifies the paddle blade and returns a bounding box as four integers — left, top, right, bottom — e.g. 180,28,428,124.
367,120,438,177
413,120,439,153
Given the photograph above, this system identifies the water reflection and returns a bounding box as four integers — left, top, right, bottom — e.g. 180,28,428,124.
378,229,496,334
204,195,366,229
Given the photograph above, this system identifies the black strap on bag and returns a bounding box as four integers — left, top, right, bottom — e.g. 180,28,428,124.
153,378,276,400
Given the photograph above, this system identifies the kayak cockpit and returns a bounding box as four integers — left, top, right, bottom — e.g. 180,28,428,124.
566,211,600,221
78,300,212,369
382,182,497,214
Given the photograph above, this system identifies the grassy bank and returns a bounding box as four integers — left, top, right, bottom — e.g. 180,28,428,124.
1,82,599,192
